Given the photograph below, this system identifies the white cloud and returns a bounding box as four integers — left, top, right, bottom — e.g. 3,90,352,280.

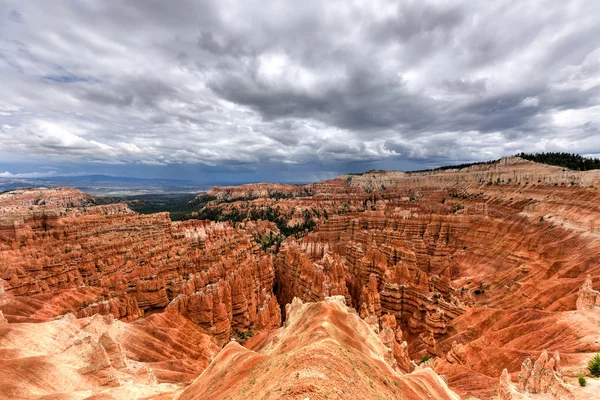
520,97,540,107
552,105,600,128
0,0,599,175
0,170,58,178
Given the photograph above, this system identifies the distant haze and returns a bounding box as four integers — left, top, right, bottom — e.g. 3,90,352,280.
1,1,600,182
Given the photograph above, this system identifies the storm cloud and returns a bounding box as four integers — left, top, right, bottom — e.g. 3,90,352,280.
1,0,600,180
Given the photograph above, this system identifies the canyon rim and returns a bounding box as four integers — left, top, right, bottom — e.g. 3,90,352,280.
1,157,600,399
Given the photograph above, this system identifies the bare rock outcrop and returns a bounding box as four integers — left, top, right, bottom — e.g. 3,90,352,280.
166,249,281,344
445,341,467,365
517,350,574,399
80,341,112,375
498,369,529,400
359,274,382,318
0,192,281,342
76,295,144,321
377,313,414,372
179,298,460,400
4,157,600,399
99,331,128,369
275,243,350,316
0,310,216,398
294,214,467,340
0,278,6,306
576,275,600,310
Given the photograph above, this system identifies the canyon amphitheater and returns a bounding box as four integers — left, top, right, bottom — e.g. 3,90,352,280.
2,156,600,400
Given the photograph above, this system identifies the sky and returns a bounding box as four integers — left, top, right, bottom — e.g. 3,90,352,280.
1,0,600,183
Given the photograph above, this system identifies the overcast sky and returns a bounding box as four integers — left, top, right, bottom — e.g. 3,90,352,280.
1,1,600,183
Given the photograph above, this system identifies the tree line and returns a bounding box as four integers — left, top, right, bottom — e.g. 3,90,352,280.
516,152,600,171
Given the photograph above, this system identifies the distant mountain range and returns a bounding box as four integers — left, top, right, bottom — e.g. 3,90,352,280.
0,174,211,196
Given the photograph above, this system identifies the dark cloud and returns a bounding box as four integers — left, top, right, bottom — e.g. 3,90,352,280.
0,0,600,181
367,2,465,43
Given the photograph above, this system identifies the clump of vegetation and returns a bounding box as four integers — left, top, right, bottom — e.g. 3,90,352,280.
516,152,600,171
449,191,470,199
96,193,216,221
451,203,464,213
579,374,587,387
588,353,600,377
256,231,285,251
474,282,491,295
345,169,386,176
409,159,498,173
231,329,254,341
538,216,544,222
195,204,317,239
420,355,431,364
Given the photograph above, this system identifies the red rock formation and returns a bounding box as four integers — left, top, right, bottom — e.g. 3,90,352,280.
377,313,414,372
341,156,600,189
0,311,219,398
294,213,467,342
359,273,382,318
178,157,600,398
2,157,600,399
178,297,460,400
99,331,128,369
0,278,6,306
274,242,350,316
576,275,600,310
206,182,315,200
0,191,281,345
445,341,467,365
495,350,578,400
0,187,96,210
517,350,575,398
498,369,529,400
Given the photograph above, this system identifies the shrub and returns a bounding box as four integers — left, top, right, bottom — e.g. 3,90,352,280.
588,353,600,377
232,329,254,341
474,282,487,295
451,203,464,213
579,374,587,387
420,355,431,364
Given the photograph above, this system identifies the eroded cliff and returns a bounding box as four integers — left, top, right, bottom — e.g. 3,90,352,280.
2,157,600,399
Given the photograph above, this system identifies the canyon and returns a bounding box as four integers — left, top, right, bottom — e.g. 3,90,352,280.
1,156,600,399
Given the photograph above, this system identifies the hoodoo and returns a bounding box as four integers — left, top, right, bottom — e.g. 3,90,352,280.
5,0,600,397
2,157,600,399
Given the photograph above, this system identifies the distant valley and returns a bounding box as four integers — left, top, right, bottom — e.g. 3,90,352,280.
0,174,210,196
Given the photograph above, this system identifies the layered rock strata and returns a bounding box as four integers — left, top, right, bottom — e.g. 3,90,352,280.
178,297,460,400
0,192,281,343
2,156,600,399
576,275,600,310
